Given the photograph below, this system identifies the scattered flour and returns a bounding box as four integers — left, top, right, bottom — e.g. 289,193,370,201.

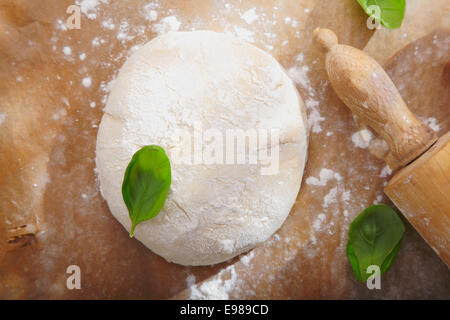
62,46,72,55
233,26,255,43
351,128,373,149
92,37,101,46
143,4,159,22
56,19,67,31
117,21,135,41
287,56,324,133
420,117,440,132
323,187,338,208
241,8,258,25
373,195,383,204
341,189,351,202
313,213,326,231
307,107,325,133
0,113,5,126
379,165,392,178
288,64,310,91
306,168,342,186
52,108,67,121
82,77,92,88
154,16,181,35
146,10,159,22
76,0,109,20
239,250,255,266
79,53,86,61
102,18,115,30
187,265,238,300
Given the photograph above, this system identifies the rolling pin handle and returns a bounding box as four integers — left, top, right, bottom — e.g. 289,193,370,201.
313,28,338,53
313,28,438,170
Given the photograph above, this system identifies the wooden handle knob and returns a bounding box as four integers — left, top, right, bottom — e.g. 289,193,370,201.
313,28,438,170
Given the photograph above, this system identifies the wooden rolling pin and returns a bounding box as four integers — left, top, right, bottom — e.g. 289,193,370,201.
313,28,450,267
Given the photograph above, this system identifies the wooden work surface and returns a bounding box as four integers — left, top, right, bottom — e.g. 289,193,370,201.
0,0,449,299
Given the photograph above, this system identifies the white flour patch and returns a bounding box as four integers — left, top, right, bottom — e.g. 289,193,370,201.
188,265,238,300
82,77,92,88
351,128,373,149
313,213,326,231
241,8,258,24
287,57,324,133
379,165,392,178
341,189,351,202
288,64,310,90
306,168,342,186
102,18,115,30
0,114,5,126
117,21,134,42
76,0,109,20
143,3,159,22
323,187,338,208
62,46,72,55
52,108,67,121
79,53,86,61
240,250,255,266
92,37,101,46
307,107,325,133
420,117,440,132
56,19,67,31
373,195,383,204
154,16,181,35
145,10,158,22
233,26,255,43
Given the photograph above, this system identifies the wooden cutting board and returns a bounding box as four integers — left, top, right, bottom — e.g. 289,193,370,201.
0,0,448,299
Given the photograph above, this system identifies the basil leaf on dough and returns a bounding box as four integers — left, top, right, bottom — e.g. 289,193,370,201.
357,0,406,29
122,145,171,237
346,204,405,282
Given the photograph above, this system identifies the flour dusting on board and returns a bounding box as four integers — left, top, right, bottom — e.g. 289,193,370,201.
287,54,325,133
380,165,393,178
187,266,239,300
420,117,441,132
306,168,342,186
76,0,109,20
241,8,259,25
351,128,374,149
240,250,255,266
154,16,181,35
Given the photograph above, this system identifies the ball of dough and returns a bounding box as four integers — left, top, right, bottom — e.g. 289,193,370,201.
96,31,308,266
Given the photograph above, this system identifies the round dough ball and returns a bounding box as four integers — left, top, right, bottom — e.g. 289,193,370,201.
96,31,308,266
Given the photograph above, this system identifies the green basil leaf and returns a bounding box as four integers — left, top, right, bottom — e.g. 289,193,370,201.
346,242,363,282
346,204,405,282
357,0,406,29
122,145,171,237
380,236,403,274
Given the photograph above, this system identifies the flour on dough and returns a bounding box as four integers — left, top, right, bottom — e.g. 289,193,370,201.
95,31,308,266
